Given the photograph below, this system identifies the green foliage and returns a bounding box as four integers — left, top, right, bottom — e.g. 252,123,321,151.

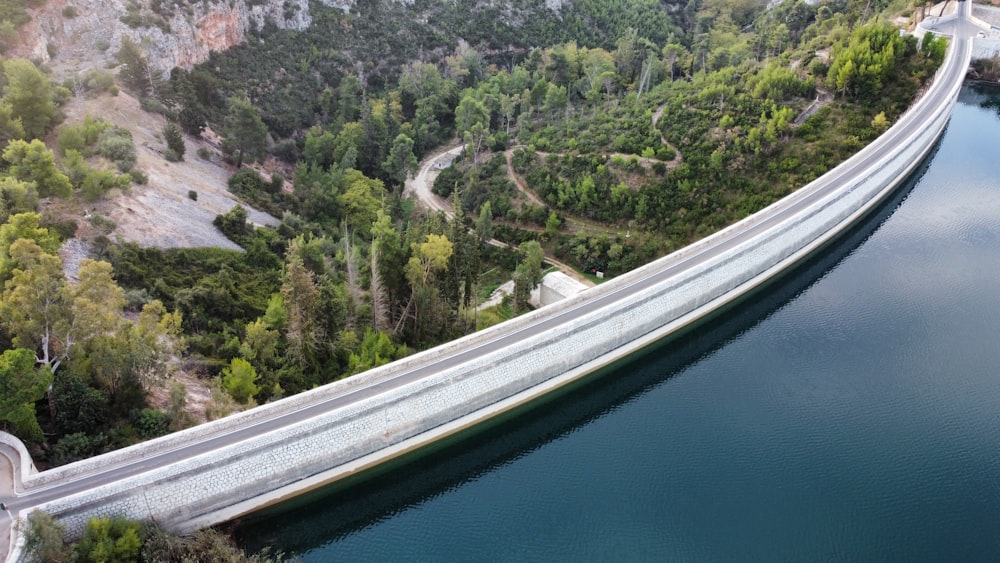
97,126,137,172
0,99,25,143
163,121,185,160
222,97,268,167
78,69,118,95
213,205,255,246
108,242,281,349
827,23,914,99
77,516,143,563
0,212,61,281
50,431,108,465
116,36,163,97
23,510,72,563
2,59,58,139
56,116,110,155
0,348,52,442
41,217,78,241
131,407,170,438
222,357,258,404
0,176,38,223
347,327,408,374
3,139,72,198
81,167,130,201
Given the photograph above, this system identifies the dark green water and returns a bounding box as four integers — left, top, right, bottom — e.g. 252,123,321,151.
234,84,1000,561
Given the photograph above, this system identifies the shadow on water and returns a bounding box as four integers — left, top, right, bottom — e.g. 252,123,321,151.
967,81,1000,115
230,140,940,556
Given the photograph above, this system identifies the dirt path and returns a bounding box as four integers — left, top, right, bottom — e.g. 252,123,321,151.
651,103,683,165
794,88,834,125
503,151,547,207
404,143,464,215
652,104,669,145
405,144,595,288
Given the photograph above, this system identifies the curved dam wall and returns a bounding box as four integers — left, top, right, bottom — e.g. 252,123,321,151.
6,40,969,551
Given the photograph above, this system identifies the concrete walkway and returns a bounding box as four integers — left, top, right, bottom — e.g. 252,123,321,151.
0,449,15,563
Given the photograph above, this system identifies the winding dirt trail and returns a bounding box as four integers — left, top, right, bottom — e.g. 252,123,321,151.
405,144,594,287
503,150,547,207
404,143,464,214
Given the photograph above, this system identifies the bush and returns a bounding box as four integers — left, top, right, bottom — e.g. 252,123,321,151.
197,147,212,160
77,516,143,563
97,127,136,172
62,5,78,17
24,511,72,563
140,96,170,116
95,38,110,52
188,189,198,200
129,168,147,184
163,122,185,160
89,214,118,234
42,218,78,240
50,432,108,466
81,69,116,94
57,126,87,155
131,408,170,438
81,168,130,201
227,167,266,199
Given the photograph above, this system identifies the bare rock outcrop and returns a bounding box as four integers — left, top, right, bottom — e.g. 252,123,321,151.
8,0,323,73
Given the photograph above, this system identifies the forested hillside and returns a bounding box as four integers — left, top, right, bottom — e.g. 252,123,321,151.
1,0,947,469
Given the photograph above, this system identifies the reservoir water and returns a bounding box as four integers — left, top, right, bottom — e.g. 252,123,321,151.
234,84,1000,561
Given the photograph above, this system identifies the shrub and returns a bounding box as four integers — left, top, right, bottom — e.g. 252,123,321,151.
227,167,266,199
197,147,212,160
188,189,198,201
129,169,147,184
131,408,170,438
95,38,110,52
81,69,116,94
140,96,170,116
89,214,118,234
81,168,129,201
42,218,78,240
50,432,108,466
97,127,136,172
23,511,72,562
77,516,143,563
57,126,87,155
656,146,676,161
163,122,185,160
62,5,78,17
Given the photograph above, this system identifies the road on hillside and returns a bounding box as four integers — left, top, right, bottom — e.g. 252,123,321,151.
0,33,970,521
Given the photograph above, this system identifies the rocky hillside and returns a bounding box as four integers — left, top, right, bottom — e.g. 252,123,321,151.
6,0,346,73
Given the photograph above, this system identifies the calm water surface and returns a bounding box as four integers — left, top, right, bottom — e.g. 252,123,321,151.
235,84,1000,561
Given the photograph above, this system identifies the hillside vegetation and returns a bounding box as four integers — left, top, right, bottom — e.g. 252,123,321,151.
1,0,946,472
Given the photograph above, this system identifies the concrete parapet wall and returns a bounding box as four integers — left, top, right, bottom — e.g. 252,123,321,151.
0,434,35,489
12,39,967,547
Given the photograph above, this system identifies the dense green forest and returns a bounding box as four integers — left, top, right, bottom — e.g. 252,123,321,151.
1,0,948,472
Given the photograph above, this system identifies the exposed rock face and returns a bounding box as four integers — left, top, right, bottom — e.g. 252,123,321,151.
8,0,323,73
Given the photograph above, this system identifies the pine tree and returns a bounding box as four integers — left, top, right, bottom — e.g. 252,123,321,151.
162,122,185,161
